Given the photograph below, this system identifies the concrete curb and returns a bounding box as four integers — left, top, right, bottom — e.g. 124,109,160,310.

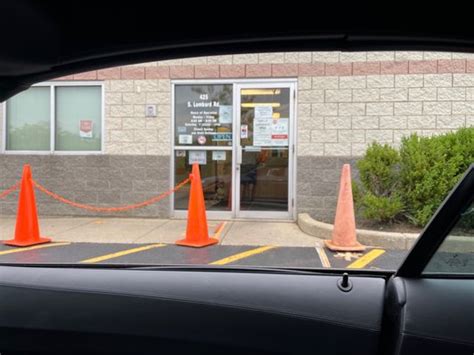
297,213,419,250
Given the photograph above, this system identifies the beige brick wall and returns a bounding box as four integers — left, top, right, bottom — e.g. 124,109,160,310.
104,79,171,156
298,72,473,157
2,51,474,157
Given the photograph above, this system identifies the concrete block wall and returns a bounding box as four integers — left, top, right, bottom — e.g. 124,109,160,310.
0,155,170,218
103,79,171,156
1,51,474,221
296,156,360,222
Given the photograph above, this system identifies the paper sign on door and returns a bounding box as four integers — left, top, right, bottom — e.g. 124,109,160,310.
253,117,272,146
188,151,207,165
212,151,226,161
240,124,248,139
271,118,289,146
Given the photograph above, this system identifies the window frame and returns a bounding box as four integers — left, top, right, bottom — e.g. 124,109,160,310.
2,81,105,155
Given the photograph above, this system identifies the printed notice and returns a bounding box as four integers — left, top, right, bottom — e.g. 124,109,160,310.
271,118,289,146
79,120,93,138
244,146,262,152
179,134,192,144
219,105,232,124
212,150,226,161
189,150,207,165
254,105,273,119
253,117,273,146
240,124,248,139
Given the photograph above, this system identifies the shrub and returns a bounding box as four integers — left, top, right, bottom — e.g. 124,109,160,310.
399,128,474,226
354,143,404,223
354,127,474,227
359,192,404,223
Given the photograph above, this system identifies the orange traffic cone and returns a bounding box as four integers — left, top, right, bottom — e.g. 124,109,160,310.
176,163,218,248
324,164,365,252
4,165,51,247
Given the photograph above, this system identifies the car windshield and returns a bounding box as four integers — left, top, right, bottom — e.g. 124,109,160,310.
0,50,473,271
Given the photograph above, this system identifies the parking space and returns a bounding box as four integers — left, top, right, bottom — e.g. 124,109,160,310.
0,241,408,270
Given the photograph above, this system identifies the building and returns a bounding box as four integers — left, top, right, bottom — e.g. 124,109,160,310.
1,51,473,222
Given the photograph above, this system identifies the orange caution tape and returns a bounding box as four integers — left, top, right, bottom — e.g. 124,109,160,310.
31,178,190,212
0,182,20,200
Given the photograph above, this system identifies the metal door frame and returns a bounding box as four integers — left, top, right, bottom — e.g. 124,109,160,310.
171,79,297,220
234,81,296,220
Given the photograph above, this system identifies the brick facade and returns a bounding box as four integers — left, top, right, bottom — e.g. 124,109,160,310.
1,51,473,222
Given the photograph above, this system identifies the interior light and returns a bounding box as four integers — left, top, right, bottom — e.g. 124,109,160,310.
241,89,281,95
241,103,281,108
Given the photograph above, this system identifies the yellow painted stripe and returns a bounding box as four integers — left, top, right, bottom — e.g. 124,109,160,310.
347,249,385,269
0,242,71,255
210,246,276,265
315,247,331,268
213,222,227,239
80,243,166,264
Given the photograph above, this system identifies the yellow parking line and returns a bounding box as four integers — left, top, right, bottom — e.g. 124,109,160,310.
210,245,276,265
80,243,166,264
0,242,71,255
347,249,385,269
213,222,227,240
315,247,331,268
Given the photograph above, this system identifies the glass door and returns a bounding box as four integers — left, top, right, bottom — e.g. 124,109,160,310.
172,83,234,219
235,83,295,219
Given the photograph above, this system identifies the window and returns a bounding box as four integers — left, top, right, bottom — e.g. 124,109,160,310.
55,86,102,151
4,83,103,153
424,201,474,275
6,87,51,151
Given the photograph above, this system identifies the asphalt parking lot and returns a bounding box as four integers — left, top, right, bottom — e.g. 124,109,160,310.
0,242,409,270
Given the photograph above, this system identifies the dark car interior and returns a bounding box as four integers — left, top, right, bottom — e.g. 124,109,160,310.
0,1,473,354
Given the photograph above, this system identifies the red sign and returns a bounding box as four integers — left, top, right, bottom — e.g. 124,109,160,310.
79,120,93,138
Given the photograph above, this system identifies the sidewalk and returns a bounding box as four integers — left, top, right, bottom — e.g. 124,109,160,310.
0,216,321,247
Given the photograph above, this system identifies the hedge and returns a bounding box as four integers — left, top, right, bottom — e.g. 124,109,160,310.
354,127,474,227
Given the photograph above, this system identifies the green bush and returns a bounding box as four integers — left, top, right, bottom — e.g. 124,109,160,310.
358,192,404,223
354,143,404,223
354,128,474,227
399,128,474,226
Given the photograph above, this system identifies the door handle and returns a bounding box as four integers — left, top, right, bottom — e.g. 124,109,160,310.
237,146,242,165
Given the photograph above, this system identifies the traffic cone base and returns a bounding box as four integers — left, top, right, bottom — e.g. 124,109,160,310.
176,237,218,248
324,239,365,252
4,237,51,247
